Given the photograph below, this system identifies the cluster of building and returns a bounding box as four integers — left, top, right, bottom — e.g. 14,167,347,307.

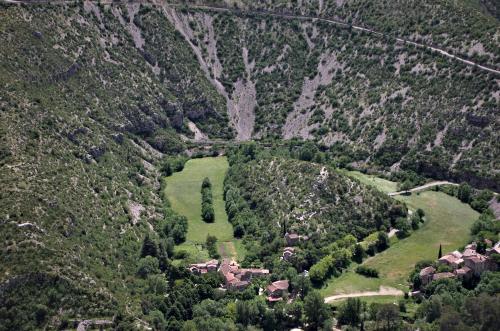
187,259,219,275
285,232,308,246
187,258,291,302
218,259,270,290
185,232,308,301
418,241,499,288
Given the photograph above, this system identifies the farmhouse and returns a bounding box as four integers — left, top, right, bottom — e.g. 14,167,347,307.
218,259,269,290
285,233,300,246
187,259,219,275
463,254,489,276
266,280,289,302
438,253,464,269
455,266,473,281
432,272,455,281
486,242,500,256
417,241,500,288
419,266,436,286
285,232,309,246
282,247,295,261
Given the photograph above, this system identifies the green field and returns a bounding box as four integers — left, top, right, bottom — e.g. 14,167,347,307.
322,172,479,296
165,157,234,260
328,295,402,307
341,170,398,193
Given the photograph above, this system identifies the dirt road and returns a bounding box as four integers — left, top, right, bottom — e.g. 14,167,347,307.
324,286,404,303
388,181,458,196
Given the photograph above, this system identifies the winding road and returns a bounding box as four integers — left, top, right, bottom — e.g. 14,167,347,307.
324,286,404,303
2,0,499,75
388,181,458,196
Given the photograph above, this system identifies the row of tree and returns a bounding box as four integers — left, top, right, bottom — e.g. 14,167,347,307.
201,177,215,222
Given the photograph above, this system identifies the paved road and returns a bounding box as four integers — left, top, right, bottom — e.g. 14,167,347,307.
2,0,499,75
388,181,458,196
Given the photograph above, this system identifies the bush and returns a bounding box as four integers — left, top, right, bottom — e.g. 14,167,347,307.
355,266,379,278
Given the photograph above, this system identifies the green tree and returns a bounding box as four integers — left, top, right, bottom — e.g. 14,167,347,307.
375,304,400,330
137,256,160,278
457,183,472,203
338,298,362,326
304,291,330,330
206,235,219,258
395,218,411,239
353,244,366,264
202,177,211,189
141,234,158,258
376,231,390,251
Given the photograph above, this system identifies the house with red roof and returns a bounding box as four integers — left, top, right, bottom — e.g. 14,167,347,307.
266,280,289,302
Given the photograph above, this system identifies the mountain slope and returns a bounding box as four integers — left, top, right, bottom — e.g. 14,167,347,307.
169,4,498,189
0,2,231,328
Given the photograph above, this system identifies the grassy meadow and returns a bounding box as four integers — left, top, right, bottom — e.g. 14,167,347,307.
164,157,235,260
322,171,479,298
342,170,398,193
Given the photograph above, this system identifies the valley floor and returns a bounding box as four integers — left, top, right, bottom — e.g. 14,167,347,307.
321,172,479,301
164,156,243,261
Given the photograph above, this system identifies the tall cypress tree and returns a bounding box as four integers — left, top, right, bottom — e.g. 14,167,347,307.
438,244,442,259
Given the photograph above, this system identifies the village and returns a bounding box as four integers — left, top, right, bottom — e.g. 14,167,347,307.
186,232,309,302
415,240,500,294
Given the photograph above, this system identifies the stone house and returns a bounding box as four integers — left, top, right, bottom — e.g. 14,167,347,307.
419,266,436,286
266,280,289,302
282,247,295,261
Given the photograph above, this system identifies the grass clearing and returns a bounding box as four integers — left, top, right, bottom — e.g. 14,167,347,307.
322,173,478,296
165,157,234,260
328,295,402,307
341,170,398,193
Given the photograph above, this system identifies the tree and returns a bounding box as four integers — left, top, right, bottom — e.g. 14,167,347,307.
149,310,167,330
438,244,443,259
338,298,362,326
353,244,366,264
304,291,330,330
395,218,411,239
457,183,472,203
202,177,211,189
137,256,160,278
172,223,187,244
285,300,303,325
233,224,245,238
376,231,390,251
206,235,219,258
161,161,172,176
165,237,175,258
375,304,400,330
202,203,215,222
141,234,158,258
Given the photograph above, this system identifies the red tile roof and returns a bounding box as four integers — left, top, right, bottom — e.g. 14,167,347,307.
267,280,289,293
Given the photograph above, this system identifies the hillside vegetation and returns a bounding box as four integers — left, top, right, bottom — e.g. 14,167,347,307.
0,1,231,328
225,156,404,245
168,3,499,189
0,0,498,329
